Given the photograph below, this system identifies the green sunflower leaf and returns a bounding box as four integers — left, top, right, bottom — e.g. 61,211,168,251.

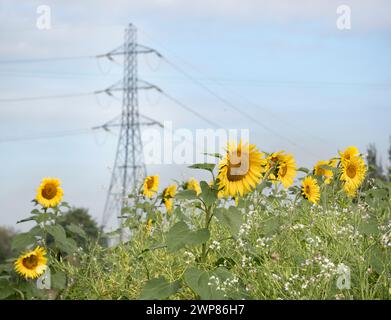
214,207,243,236
297,167,310,174
46,224,67,244
139,277,180,300
203,152,223,159
11,232,36,250
56,237,78,255
359,218,379,236
184,267,236,300
66,223,87,239
176,189,198,200
0,279,15,300
16,216,36,224
189,163,216,172
51,270,67,290
166,221,210,252
183,267,212,300
319,165,335,171
262,216,281,236
200,181,217,207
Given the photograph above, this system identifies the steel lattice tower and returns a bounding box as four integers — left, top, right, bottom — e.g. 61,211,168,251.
101,24,147,239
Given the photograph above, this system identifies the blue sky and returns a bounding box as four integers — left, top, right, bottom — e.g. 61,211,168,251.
0,0,390,230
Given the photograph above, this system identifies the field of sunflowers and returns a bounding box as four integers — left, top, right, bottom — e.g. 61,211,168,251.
1,143,390,300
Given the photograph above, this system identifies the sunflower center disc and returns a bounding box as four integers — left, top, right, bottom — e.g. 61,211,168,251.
227,152,249,181
280,164,288,177
346,165,356,178
23,255,38,269
147,178,155,189
42,183,57,200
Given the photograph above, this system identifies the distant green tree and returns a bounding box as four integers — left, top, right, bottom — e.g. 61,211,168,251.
47,208,99,248
366,143,386,181
0,226,17,263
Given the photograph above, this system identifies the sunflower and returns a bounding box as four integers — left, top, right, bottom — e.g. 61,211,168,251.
184,177,201,195
340,155,366,196
343,183,359,197
15,246,47,279
267,151,297,188
162,184,177,214
35,178,63,208
217,141,266,197
301,176,320,204
339,146,360,164
265,151,282,180
314,159,337,184
142,175,159,198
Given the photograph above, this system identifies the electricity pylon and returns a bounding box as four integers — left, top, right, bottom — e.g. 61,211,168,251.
98,24,162,240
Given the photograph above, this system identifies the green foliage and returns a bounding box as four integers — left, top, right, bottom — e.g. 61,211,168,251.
366,143,386,182
183,267,248,299
184,267,217,299
0,278,14,299
166,222,210,252
56,238,78,255
0,202,92,300
56,175,391,300
66,223,87,239
57,208,99,248
2,156,391,301
188,163,216,173
261,216,282,237
359,218,379,236
200,181,217,207
175,190,197,200
51,270,67,290
11,232,35,251
214,207,243,236
139,277,180,300
47,225,67,244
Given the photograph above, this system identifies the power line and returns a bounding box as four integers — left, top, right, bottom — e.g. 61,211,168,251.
0,128,92,144
0,70,121,79
139,30,340,155
1,69,390,89
150,77,391,89
160,57,337,149
0,55,96,64
0,91,97,103
161,57,322,158
222,87,338,149
99,79,221,129
159,91,221,128
0,29,335,159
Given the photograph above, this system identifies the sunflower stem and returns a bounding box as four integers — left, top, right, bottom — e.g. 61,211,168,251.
200,204,213,263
